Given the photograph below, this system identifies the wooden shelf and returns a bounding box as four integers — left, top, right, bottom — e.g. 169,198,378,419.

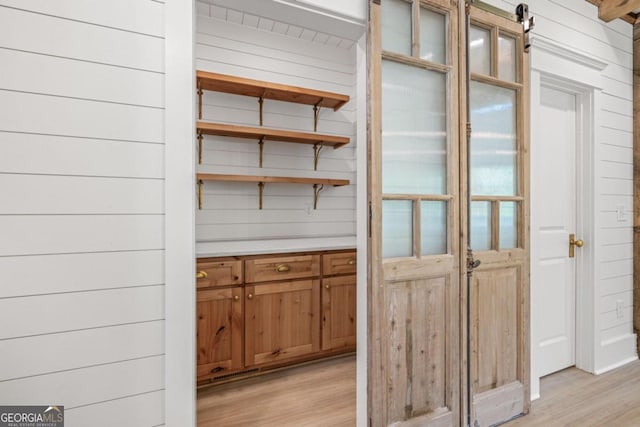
197,173,349,186
197,173,350,210
196,122,349,170
196,71,350,111
197,122,349,147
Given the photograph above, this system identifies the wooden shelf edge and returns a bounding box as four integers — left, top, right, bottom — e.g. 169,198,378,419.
196,121,350,147
196,70,350,111
197,173,350,187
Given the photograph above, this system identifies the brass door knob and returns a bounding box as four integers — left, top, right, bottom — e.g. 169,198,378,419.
196,271,208,279
569,234,584,258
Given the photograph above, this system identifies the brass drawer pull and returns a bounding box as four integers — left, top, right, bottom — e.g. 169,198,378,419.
275,264,291,273
347,259,355,265
196,271,208,279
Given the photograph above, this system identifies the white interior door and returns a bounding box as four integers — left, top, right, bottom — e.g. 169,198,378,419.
533,84,577,377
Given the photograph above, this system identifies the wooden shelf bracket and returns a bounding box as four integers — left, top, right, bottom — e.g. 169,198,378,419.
313,99,323,132
197,80,203,120
313,183,324,210
197,130,204,164
258,94,265,126
258,137,265,168
258,182,265,209
313,143,324,171
198,179,203,209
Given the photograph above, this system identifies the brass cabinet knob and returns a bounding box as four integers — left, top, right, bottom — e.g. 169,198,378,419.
196,271,208,279
575,239,584,248
247,293,254,300
347,259,355,265
325,284,330,289
233,295,240,301
275,264,291,273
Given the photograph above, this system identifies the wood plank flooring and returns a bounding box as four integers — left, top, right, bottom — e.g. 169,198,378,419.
510,360,640,426
197,355,356,427
198,357,640,426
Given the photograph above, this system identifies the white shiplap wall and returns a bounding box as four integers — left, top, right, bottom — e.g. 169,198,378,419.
0,1,165,426
195,3,357,249
484,0,636,375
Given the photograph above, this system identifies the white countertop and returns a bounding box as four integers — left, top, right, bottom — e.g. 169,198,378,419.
196,236,357,257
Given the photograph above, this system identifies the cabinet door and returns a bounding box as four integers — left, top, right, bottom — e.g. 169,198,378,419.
245,280,320,366
322,275,357,351
197,287,243,381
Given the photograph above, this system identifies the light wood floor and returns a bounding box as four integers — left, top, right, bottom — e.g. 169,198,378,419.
197,355,356,427
198,357,640,426
510,360,640,427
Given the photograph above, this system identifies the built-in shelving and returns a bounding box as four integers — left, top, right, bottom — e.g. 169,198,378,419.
196,71,350,112
196,122,349,168
196,70,351,210
197,173,349,210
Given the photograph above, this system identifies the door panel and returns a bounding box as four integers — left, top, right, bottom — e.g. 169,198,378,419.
369,2,528,426
467,6,530,426
535,86,577,377
370,1,460,425
386,277,448,422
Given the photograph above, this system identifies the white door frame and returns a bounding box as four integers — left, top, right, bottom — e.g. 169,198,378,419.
529,35,605,400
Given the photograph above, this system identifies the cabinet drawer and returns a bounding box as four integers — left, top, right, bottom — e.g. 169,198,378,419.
322,251,357,276
245,254,320,283
196,258,243,289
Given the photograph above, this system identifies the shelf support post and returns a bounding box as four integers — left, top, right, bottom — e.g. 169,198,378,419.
313,183,324,210
259,137,265,168
313,99,323,132
197,130,203,164
197,80,203,120
313,143,324,171
197,179,203,210
258,182,265,210
258,95,265,126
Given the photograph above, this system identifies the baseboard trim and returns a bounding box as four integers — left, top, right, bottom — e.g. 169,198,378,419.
594,355,638,375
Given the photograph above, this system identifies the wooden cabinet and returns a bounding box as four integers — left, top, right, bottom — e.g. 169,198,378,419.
196,249,356,385
321,251,356,352
196,287,243,382
196,258,242,289
245,280,320,366
245,254,320,283
322,275,356,351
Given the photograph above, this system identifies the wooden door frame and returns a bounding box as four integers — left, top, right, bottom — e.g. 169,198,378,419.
529,70,597,399
634,23,640,362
